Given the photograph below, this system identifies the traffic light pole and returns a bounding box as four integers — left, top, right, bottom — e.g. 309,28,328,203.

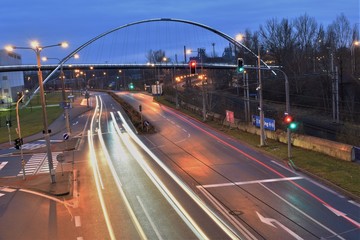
16,93,26,180
258,48,265,146
243,65,292,159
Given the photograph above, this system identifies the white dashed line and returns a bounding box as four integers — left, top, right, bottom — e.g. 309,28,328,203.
75,216,81,227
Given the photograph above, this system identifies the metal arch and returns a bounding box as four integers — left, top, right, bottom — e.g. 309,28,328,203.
26,18,273,106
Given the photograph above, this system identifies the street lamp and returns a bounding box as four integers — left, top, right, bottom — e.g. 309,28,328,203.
5,40,68,183
351,40,360,75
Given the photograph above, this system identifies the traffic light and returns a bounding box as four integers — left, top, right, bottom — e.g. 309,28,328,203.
14,138,22,150
189,60,197,75
129,82,134,90
237,58,244,73
283,113,298,131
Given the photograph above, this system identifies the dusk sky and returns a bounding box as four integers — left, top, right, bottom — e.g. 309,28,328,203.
1,0,359,64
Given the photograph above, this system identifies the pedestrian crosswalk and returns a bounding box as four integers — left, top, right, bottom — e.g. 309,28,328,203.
21,143,46,150
17,152,60,176
19,140,63,150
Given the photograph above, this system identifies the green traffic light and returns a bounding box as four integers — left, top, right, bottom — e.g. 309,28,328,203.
289,122,298,130
238,67,244,73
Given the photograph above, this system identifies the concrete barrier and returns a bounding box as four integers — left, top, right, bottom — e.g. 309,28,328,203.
169,100,354,162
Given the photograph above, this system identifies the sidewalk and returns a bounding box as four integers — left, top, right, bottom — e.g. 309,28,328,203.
0,95,93,197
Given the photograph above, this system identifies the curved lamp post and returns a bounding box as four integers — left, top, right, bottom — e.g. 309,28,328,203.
5,41,68,183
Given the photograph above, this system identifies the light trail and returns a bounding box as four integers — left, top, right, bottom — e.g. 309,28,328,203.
116,111,240,239
160,105,360,229
97,100,147,240
88,96,116,240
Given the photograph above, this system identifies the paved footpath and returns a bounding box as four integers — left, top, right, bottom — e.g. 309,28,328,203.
0,94,93,196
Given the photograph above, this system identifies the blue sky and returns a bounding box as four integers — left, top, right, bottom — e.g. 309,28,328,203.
1,0,359,64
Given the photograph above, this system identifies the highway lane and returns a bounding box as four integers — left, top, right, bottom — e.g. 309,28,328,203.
119,91,360,239
89,93,238,239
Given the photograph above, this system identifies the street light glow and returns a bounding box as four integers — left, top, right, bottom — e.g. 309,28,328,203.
30,40,40,49
4,45,14,52
61,42,69,48
235,33,244,42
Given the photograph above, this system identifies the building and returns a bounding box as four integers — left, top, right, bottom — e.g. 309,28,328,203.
0,50,24,103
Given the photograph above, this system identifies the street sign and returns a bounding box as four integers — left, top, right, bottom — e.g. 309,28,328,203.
56,153,65,163
63,133,69,140
226,110,234,124
252,115,276,131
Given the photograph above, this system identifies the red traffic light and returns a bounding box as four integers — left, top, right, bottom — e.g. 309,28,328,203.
284,115,293,124
283,114,298,130
189,60,197,74
189,60,197,67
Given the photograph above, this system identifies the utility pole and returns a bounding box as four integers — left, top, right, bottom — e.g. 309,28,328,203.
258,47,265,146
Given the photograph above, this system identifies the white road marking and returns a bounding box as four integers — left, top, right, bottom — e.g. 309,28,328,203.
260,183,345,240
75,216,81,227
0,193,4,197
201,176,303,188
18,152,60,176
0,161,8,170
137,196,163,240
257,211,304,240
197,185,257,239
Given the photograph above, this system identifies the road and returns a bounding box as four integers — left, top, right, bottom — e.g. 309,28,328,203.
118,91,360,239
0,92,238,239
0,91,359,239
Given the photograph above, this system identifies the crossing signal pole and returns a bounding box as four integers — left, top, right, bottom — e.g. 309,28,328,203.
16,92,26,179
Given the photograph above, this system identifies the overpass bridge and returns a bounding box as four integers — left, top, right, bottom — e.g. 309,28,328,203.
0,63,236,72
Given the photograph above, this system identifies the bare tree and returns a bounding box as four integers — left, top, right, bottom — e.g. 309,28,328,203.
329,13,352,49
145,49,166,63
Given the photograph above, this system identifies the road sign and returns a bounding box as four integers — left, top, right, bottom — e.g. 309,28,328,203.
56,153,65,163
252,115,276,131
226,110,234,124
63,133,69,140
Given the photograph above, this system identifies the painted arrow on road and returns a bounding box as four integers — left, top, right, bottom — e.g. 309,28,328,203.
256,211,303,240
324,204,360,228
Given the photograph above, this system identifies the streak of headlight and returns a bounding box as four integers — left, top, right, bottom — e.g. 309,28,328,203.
111,112,206,239
90,96,104,189
96,101,147,240
115,111,240,239
88,96,116,240
162,106,360,229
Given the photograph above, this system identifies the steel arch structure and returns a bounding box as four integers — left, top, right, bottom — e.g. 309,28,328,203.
26,18,273,106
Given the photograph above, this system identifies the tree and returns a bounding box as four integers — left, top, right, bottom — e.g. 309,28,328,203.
145,49,166,63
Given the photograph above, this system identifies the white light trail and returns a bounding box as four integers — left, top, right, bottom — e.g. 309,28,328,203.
97,101,147,240
116,111,240,239
88,96,116,240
